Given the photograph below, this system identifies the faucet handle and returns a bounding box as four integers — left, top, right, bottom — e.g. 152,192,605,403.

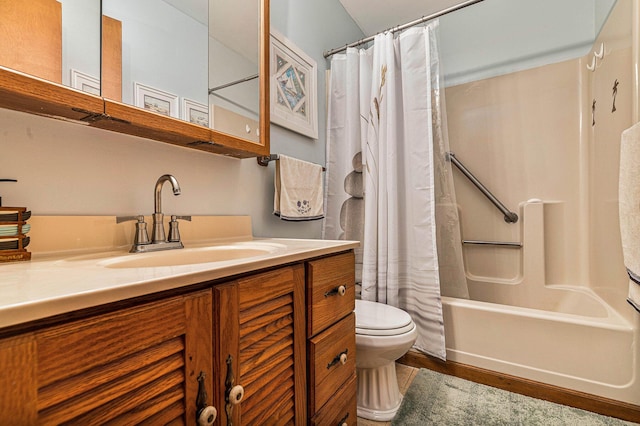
168,215,191,242
116,215,145,224
116,215,150,247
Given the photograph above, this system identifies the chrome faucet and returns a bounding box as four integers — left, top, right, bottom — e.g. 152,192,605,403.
152,174,181,243
116,174,191,253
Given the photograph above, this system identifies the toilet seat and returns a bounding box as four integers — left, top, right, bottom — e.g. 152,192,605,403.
355,300,415,336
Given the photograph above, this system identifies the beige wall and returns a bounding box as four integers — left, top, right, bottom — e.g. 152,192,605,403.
0,108,320,240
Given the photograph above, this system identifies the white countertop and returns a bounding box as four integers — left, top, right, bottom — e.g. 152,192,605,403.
0,238,358,329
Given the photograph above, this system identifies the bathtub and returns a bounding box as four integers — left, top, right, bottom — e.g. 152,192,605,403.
437,0,640,406
440,202,639,405
441,288,638,405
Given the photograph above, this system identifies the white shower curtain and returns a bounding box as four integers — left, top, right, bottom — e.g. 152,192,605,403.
324,22,467,360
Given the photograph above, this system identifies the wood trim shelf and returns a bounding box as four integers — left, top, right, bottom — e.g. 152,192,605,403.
399,350,640,423
0,67,269,158
0,68,103,122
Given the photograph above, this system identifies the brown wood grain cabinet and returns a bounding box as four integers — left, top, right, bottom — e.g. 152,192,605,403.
214,265,307,425
0,250,355,425
306,252,358,425
0,290,213,425
0,0,62,84
0,0,270,159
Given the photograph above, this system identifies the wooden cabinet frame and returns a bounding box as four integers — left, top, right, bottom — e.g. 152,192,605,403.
0,0,270,159
0,250,356,424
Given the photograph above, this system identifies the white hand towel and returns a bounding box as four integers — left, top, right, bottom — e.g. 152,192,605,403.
619,121,640,313
274,155,324,221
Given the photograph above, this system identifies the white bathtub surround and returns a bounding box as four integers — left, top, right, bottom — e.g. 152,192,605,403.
325,21,466,360
619,121,640,313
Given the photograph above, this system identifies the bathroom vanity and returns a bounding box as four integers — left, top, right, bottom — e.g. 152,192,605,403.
0,218,358,425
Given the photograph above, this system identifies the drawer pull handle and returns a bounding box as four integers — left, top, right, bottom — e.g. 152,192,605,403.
327,349,349,369
196,372,217,426
228,385,245,405
225,355,244,425
325,285,347,297
197,406,217,426
337,412,350,426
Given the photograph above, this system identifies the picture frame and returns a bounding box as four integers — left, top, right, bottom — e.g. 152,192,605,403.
181,98,209,127
270,29,318,139
133,82,179,118
70,69,100,96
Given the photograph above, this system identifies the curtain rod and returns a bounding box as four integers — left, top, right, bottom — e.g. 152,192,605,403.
323,0,484,58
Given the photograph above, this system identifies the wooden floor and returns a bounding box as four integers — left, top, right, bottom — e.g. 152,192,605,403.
357,363,419,425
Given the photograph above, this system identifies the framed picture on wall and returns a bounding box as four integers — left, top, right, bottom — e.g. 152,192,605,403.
133,82,179,118
181,98,209,127
70,69,100,96
270,29,318,139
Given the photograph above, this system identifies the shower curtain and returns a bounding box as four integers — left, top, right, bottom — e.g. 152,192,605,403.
323,22,467,360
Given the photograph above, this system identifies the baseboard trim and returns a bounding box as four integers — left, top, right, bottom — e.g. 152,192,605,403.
398,350,640,423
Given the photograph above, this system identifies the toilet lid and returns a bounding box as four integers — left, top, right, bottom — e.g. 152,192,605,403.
355,299,415,336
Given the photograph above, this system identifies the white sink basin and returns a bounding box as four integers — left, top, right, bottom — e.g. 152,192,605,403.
96,242,285,269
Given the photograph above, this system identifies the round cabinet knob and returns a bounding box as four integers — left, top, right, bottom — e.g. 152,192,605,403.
338,285,346,296
229,384,245,405
341,422,348,426
197,406,217,426
340,353,348,365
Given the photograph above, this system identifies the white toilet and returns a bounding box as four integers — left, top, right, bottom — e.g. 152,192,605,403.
355,299,418,421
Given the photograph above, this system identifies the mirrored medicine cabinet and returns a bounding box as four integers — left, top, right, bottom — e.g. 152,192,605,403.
0,0,269,158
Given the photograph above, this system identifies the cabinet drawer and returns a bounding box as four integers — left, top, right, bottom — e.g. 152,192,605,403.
310,373,357,426
308,313,356,414
306,252,355,337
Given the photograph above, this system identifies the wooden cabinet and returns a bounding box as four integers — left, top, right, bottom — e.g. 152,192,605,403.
0,289,213,425
0,0,62,83
0,0,270,158
214,265,306,425
306,252,358,425
0,250,356,425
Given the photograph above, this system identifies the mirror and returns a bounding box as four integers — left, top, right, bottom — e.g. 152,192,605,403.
101,0,209,122
0,0,268,156
100,0,264,146
208,0,261,142
0,0,101,92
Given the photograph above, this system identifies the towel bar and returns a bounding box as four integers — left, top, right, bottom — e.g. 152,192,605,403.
257,154,326,171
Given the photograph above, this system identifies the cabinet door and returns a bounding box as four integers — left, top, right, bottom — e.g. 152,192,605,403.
0,289,213,425
214,265,306,425
0,0,62,83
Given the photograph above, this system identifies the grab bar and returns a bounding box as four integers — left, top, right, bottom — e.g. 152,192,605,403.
463,240,522,248
446,152,518,223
